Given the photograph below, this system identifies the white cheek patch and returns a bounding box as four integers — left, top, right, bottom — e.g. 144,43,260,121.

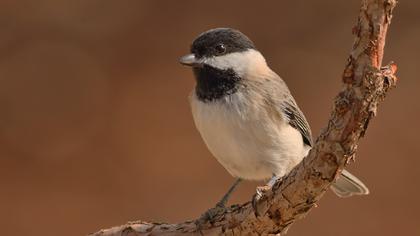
203,49,266,77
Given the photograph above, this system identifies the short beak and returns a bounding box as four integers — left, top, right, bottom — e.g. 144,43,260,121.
179,54,201,67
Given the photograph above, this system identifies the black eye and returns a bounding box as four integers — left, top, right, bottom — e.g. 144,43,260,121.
215,44,226,54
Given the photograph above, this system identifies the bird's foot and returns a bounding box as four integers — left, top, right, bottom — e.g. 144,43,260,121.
196,203,228,225
252,183,278,217
253,185,271,204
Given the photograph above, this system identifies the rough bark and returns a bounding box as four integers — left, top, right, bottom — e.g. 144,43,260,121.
90,0,398,235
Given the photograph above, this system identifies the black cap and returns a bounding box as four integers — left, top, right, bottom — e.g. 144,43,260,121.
191,28,255,58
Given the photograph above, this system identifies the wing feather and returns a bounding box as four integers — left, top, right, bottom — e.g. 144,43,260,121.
281,99,313,147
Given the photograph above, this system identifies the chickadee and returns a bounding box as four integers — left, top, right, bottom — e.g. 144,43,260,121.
180,28,369,211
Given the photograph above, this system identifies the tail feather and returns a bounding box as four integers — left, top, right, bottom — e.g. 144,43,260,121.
331,170,369,198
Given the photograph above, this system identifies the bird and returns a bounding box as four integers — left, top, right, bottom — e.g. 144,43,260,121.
179,28,369,218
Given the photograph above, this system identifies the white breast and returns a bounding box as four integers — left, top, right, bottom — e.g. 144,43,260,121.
190,91,308,180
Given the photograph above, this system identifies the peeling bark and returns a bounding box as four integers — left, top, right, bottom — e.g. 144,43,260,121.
90,0,398,235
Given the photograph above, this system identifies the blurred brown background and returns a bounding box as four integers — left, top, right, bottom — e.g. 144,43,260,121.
0,1,418,235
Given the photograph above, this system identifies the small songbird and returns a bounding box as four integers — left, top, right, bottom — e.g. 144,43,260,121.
180,28,369,214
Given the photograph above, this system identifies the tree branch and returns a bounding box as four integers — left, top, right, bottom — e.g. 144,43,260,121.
90,0,398,235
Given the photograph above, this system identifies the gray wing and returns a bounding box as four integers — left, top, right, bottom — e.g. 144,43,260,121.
281,99,313,147
259,73,313,147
